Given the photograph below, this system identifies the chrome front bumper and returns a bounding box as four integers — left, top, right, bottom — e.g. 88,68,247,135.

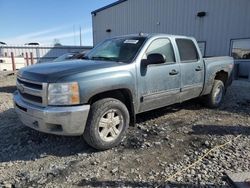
13,91,90,136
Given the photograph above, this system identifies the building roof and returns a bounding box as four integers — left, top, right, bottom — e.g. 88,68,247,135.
91,0,127,15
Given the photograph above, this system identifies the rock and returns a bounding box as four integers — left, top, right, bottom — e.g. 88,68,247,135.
176,176,182,182
197,174,202,179
77,153,87,157
137,124,145,130
191,169,196,175
90,160,99,165
135,158,141,163
165,136,170,141
111,167,119,174
154,142,161,146
39,153,48,158
145,142,152,147
1,182,13,188
204,141,210,147
37,177,47,185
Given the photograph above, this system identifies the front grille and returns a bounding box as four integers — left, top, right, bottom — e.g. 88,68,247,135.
19,92,43,103
17,78,42,90
17,77,47,106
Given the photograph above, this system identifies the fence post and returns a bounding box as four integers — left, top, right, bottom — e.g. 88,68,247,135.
25,52,29,66
11,52,16,71
5,52,7,57
30,52,34,65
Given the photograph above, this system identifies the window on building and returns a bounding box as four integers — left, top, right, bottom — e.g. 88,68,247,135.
145,38,176,63
176,39,199,62
231,39,250,60
198,42,206,57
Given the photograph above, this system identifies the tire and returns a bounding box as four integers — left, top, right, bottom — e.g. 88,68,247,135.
205,80,225,108
83,98,130,150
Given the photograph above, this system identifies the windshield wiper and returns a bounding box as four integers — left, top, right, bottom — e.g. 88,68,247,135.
81,55,89,60
91,56,118,61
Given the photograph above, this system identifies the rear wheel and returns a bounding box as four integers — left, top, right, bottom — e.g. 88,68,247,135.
83,98,129,150
205,80,225,108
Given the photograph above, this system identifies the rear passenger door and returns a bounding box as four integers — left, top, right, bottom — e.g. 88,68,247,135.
176,38,205,102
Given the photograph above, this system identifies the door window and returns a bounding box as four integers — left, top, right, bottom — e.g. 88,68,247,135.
176,39,199,62
144,38,176,63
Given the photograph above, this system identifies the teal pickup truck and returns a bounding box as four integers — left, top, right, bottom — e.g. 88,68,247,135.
14,33,234,150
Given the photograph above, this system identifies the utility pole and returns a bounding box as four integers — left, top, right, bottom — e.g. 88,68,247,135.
79,26,82,46
73,25,76,45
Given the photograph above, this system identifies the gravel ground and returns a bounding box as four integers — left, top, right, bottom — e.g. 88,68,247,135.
0,75,249,188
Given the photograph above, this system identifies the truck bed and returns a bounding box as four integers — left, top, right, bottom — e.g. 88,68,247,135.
204,56,234,65
201,56,234,96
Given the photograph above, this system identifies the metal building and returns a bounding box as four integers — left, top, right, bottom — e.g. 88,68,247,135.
92,0,250,79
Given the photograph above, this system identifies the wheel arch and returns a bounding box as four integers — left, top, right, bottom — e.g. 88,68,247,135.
214,70,228,86
88,89,136,126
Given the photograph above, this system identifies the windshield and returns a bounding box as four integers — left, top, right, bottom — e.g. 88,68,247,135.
86,37,146,63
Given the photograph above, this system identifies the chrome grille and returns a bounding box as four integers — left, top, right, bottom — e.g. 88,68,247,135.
16,77,48,106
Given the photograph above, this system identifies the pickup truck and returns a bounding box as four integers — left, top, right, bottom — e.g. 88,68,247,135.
14,34,234,150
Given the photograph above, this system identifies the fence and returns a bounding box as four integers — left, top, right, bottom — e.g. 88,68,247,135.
0,45,92,66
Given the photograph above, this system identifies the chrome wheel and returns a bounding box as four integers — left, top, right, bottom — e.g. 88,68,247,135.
98,109,124,142
214,85,223,104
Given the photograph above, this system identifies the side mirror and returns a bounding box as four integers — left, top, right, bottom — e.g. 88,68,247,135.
147,53,166,65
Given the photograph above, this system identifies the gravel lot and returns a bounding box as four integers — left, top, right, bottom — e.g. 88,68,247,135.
0,75,249,188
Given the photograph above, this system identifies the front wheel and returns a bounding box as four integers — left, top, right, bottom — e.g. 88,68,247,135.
205,80,225,108
83,98,130,150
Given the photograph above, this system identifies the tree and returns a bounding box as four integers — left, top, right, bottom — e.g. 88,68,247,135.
53,39,62,46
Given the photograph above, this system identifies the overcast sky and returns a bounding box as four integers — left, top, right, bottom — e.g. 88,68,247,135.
0,0,116,46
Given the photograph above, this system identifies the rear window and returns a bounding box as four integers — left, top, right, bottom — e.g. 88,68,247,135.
176,39,199,62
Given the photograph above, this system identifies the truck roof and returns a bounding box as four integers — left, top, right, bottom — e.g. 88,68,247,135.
110,33,194,40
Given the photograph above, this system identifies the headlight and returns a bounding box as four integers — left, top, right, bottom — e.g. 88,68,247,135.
48,82,80,105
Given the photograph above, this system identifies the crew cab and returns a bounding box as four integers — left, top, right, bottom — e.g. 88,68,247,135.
13,34,234,150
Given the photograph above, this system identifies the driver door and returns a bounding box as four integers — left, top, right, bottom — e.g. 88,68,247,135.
138,38,181,113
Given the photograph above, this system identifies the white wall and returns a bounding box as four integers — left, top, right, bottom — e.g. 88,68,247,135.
0,45,92,63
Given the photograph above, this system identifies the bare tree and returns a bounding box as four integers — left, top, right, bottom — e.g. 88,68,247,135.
53,39,62,46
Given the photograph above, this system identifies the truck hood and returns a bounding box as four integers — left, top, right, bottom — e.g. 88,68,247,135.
18,60,124,82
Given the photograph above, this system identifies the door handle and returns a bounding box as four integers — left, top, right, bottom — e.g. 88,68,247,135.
169,69,179,75
195,66,203,71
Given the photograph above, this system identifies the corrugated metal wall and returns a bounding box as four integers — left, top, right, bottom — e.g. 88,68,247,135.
92,0,250,57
